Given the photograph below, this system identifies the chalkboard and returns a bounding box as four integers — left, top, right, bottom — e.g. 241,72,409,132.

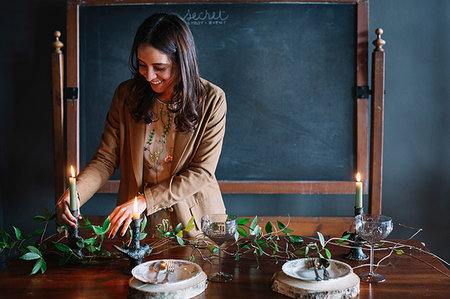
79,2,357,183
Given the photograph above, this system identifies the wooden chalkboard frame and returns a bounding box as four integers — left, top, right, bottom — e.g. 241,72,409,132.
53,0,385,236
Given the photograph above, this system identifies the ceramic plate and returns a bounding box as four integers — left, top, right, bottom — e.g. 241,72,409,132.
132,259,202,285
282,258,352,281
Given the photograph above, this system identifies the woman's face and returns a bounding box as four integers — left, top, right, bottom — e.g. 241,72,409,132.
137,45,178,102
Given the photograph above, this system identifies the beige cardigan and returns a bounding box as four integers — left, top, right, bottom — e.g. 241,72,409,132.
76,78,227,235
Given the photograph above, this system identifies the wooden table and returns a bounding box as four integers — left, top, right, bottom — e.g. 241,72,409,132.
0,238,449,298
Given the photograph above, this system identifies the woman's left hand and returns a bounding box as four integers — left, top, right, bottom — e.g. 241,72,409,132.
107,194,146,238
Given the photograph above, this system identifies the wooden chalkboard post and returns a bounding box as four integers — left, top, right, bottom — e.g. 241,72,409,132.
370,28,386,215
51,31,66,203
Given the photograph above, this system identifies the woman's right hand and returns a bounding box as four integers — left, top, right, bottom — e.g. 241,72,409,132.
56,189,81,228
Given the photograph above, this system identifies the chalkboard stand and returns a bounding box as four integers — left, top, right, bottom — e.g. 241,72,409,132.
52,0,386,236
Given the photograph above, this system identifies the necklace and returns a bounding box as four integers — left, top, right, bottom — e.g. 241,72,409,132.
144,102,173,183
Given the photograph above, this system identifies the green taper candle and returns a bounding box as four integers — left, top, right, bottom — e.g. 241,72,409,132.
355,172,363,209
69,166,77,212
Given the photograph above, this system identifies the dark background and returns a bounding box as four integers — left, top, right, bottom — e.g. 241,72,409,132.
1,0,449,265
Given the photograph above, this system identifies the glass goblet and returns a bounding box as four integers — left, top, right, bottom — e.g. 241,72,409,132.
354,214,393,283
201,214,238,283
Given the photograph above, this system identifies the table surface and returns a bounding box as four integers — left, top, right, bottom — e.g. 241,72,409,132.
0,237,449,299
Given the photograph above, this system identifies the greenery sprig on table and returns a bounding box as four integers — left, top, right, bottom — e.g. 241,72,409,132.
1,210,449,277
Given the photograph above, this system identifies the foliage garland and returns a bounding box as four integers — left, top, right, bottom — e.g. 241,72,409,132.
1,209,449,278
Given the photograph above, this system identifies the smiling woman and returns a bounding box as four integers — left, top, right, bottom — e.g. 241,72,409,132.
56,13,227,239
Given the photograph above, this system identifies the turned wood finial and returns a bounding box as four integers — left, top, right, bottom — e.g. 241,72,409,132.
373,28,386,52
53,30,64,54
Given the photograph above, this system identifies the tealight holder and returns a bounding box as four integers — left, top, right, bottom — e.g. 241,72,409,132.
68,210,84,257
114,218,150,272
343,207,369,261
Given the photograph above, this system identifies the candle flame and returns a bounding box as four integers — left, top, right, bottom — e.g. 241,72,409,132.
70,165,75,178
356,172,361,182
134,196,138,213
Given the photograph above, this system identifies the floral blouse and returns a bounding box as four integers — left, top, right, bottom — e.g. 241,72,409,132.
143,100,175,187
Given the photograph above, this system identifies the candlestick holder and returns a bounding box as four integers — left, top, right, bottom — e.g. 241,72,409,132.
114,218,150,272
68,210,84,257
343,207,369,261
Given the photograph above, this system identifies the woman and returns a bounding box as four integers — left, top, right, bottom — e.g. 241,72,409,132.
56,13,227,238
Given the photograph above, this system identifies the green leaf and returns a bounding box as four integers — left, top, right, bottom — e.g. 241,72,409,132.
33,215,47,223
35,228,45,234
249,216,258,231
234,231,239,242
0,228,9,242
43,208,51,219
341,233,351,240
139,232,148,241
174,223,183,235
294,249,304,255
59,253,72,266
27,246,42,256
238,218,250,226
317,232,325,248
93,225,106,235
208,244,219,254
324,248,332,259
84,238,96,245
189,255,195,262
396,249,404,255
101,217,111,233
305,246,309,256
82,215,91,226
255,239,269,247
176,236,184,246
235,251,240,261
20,252,41,261
140,215,148,233
265,221,273,234
185,216,195,232
318,252,324,259
76,241,85,249
13,226,23,240
40,258,47,274
54,242,72,253
237,227,248,238
288,235,303,245
31,258,44,275
277,221,294,234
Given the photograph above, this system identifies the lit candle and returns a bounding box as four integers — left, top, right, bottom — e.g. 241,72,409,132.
132,196,140,220
69,166,77,212
355,172,363,209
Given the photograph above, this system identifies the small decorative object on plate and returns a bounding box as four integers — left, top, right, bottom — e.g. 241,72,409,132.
282,258,352,281
132,259,202,285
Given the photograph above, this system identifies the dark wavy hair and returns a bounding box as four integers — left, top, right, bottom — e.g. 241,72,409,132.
128,13,205,132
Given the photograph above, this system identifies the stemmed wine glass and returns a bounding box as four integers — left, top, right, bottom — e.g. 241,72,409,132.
201,214,238,283
354,214,393,283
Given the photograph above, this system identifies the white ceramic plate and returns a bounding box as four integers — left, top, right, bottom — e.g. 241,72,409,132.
282,258,352,281
132,259,202,285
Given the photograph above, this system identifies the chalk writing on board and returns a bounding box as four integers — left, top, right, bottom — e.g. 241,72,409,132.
183,9,229,26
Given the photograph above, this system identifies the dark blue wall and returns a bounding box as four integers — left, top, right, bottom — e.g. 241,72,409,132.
1,0,448,264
